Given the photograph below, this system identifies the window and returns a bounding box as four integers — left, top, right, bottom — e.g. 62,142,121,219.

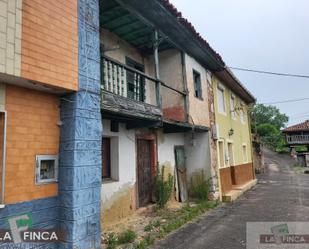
126,57,145,102
227,142,234,166
36,155,58,184
217,85,226,113
102,136,119,181
240,102,246,123
242,144,248,163
193,70,202,99
218,141,225,168
230,94,236,119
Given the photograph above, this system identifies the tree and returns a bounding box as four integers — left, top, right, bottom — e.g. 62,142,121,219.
251,104,289,150
251,104,289,130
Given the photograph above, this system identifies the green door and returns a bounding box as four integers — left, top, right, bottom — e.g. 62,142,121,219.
175,146,188,202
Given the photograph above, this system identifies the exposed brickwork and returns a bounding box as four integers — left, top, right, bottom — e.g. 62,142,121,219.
21,0,78,90
219,167,233,194
207,76,219,193
5,85,60,204
163,106,185,122
231,163,254,186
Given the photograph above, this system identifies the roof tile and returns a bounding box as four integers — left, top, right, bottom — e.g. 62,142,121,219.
283,120,309,132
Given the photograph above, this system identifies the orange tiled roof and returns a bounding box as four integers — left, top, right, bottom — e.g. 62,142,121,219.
283,120,309,132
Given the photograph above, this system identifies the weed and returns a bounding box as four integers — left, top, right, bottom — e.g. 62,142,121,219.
144,220,161,232
154,165,173,209
106,233,118,249
117,229,137,244
189,170,210,202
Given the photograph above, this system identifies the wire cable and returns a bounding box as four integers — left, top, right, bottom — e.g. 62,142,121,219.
261,97,309,105
229,66,309,79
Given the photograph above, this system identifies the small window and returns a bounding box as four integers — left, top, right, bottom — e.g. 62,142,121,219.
102,137,111,179
36,155,58,184
218,141,225,168
242,144,248,163
230,94,236,119
102,136,119,182
193,70,202,99
217,85,226,113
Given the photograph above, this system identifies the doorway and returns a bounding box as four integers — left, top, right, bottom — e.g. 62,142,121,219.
137,139,153,207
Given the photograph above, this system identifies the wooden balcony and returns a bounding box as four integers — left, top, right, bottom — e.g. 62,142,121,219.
286,135,309,145
101,55,162,121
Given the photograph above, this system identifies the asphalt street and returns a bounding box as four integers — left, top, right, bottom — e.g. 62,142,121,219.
152,149,309,249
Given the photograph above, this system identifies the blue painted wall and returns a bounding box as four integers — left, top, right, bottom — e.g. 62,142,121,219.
0,197,59,249
0,0,102,248
58,0,102,248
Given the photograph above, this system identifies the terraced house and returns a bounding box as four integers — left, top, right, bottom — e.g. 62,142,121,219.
212,69,257,201
0,0,256,248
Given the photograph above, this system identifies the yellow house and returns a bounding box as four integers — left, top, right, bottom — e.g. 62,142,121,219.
212,69,257,201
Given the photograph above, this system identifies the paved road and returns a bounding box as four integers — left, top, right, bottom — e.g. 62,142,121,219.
152,149,309,249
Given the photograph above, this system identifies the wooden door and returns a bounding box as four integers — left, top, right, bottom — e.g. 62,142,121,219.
175,146,188,202
137,139,152,207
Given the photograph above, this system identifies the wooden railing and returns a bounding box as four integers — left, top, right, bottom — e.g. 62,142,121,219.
101,55,187,108
286,135,309,144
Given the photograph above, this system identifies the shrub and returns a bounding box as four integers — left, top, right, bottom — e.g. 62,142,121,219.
189,170,210,202
117,229,137,244
154,165,173,209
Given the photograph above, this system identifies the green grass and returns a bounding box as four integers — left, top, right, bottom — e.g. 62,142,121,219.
292,165,306,174
138,200,220,248
117,229,137,244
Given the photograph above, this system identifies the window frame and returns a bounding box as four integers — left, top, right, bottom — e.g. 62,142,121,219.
240,102,247,124
35,155,59,185
242,143,248,163
217,84,226,114
230,93,236,119
193,69,203,100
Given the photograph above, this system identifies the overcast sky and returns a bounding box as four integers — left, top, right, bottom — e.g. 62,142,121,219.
170,0,309,126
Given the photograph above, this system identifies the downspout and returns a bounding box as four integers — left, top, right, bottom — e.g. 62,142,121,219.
154,30,162,109
0,111,7,208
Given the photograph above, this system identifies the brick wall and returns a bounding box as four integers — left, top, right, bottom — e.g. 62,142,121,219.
5,85,60,204
21,0,78,91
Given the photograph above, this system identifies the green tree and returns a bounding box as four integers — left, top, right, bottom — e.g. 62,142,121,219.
251,104,289,130
251,104,289,150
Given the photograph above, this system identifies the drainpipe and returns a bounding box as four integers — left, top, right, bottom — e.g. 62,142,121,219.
248,105,256,179
154,30,162,109
181,51,190,123
0,111,7,208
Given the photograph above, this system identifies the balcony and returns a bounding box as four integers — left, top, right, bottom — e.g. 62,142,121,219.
101,55,162,122
286,135,309,145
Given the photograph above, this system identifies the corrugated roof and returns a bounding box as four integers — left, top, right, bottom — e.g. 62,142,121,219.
283,120,309,132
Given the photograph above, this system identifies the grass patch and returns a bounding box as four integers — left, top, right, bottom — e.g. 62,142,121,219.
106,229,137,248
138,200,220,248
117,229,137,244
292,165,306,174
